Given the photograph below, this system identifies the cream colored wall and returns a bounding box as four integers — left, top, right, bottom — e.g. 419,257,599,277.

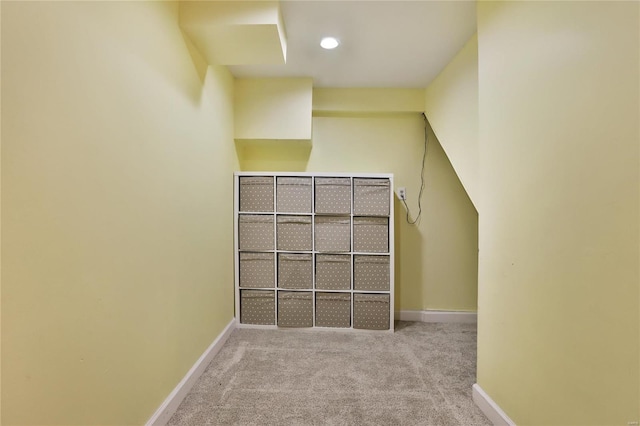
235,78,313,140
0,3,3,422
477,1,639,424
239,108,478,312
1,2,237,424
314,88,424,113
424,34,478,209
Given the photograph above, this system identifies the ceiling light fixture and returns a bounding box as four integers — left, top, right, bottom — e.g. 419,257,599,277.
320,37,339,50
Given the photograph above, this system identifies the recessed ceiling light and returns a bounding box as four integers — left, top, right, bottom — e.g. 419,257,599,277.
320,37,339,50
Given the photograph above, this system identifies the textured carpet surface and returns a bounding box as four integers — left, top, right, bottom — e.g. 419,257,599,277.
168,321,491,425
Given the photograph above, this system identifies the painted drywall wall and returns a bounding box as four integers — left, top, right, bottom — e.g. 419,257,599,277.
0,3,3,421
424,34,478,209
477,2,639,424
1,2,237,424
314,88,425,113
235,78,313,140
239,107,478,312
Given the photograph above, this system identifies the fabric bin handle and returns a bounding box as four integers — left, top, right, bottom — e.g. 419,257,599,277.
315,178,351,186
240,215,274,223
240,177,273,185
355,256,389,264
243,291,274,299
280,254,312,261
277,177,311,186
280,293,312,300
354,179,390,187
318,257,350,263
316,218,350,225
241,253,273,261
317,294,351,301
353,217,388,225
277,216,312,224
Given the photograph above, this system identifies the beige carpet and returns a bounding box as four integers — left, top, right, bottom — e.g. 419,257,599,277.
168,321,491,425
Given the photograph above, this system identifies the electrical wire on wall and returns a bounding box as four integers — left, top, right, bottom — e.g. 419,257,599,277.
403,113,428,225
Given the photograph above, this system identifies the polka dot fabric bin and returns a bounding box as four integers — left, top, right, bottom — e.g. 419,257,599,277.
314,216,351,252
315,177,351,214
315,292,351,328
239,252,275,288
353,217,389,253
276,215,312,251
239,176,273,212
277,291,313,327
240,290,275,325
354,293,390,330
353,178,390,216
354,255,390,291
315,254,351,290
278,253,313,289
239,215,274,251
276,177,312,213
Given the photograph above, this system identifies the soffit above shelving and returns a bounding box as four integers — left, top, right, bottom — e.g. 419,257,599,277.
179,1,287,66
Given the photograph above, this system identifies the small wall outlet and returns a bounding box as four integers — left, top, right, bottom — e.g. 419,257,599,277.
398,187,406,200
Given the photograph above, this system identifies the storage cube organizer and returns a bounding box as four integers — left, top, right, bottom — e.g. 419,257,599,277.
354,255,390,291
240,290,275,325
239,215,274,251
277,215,312,250
353,294,390,330
278,253,313,289
353,217,389,253
239,252,275,288
278,291,313,327
315,292,351,328
277,177,312,213
315,216,350,252
353,178,390,216
235,173,394,332
315,177,351,214
315,254,351,290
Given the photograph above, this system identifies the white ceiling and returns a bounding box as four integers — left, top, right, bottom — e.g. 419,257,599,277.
228,1,477,88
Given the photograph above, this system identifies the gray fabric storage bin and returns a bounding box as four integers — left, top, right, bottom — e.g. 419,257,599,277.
315,254,351,290
278,253,312,289
239,252,275,288
353,178,390,216
353,217,389,253
277,215,312,250
354,255,390,291
277,291,313,327
353,293,390,330
239,176,274,212
315,216,350,252
277,177,312,213
239,214,274,251
315,292,351,328
315,177,351,214
240,290,275,325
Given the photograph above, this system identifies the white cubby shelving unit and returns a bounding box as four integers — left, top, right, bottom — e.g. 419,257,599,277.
234,172,395,332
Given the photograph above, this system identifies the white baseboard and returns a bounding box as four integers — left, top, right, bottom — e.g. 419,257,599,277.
472,383,516,426
395,310,477,323
146,318,237,426
395,310,424,321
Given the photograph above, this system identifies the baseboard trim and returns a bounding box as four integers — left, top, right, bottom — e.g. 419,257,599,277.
472,383,516,426
395,310,477,323
146,318,237,426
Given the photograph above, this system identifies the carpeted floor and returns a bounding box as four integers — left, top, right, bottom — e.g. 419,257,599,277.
168,321,491,425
